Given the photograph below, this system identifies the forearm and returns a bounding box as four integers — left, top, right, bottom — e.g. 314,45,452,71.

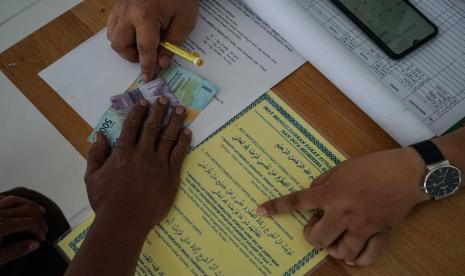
65,215,148,276
434,127,465,172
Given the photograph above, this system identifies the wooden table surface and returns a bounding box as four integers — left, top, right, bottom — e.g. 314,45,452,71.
1,0,464,275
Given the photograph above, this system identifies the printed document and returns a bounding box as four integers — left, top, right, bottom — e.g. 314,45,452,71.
39,0,304,145
298,0,465,134
57,91,345,275
244,0,465,145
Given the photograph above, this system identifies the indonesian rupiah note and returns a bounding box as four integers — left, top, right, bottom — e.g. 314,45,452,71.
87,64,219,146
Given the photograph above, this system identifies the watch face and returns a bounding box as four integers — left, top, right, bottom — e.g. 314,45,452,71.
424,165,462,198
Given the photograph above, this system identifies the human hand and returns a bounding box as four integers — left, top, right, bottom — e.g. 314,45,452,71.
107,0,199,82
0,196,47,266
257,147,430,266
84,97,191,233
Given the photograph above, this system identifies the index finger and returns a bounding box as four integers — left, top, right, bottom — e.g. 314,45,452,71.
158,10,198,68
136,21,161,83
0,196,45,213
0,217,45,240
257,187,325,216
117,99,150,147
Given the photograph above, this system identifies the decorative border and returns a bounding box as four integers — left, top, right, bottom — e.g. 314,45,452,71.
69,226,91,253
190,94,267,151
67,93,340,265
192,93,341,165
283,248,322,275
266,95,341,164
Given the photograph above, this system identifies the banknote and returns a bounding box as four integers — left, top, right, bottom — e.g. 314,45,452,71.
115,64,219,125
88,64,219,146
87,107,123,148
111,79,179,119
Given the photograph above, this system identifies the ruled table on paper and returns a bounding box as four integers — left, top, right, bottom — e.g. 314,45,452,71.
298,0,465,134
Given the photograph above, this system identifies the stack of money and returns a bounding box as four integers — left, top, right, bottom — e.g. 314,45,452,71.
88,64,219,147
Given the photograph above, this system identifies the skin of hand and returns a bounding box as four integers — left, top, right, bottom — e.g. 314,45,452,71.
66,97,191,276
107,0,199,82
257,127,465,267
0,196,47,266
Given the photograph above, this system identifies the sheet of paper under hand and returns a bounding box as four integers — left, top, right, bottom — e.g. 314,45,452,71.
88,64,219,146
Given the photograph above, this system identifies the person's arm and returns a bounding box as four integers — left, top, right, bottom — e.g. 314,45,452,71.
65,97,191,275
434,127,465,171
107,0,199,82
256,127,465,266
64,216,147,275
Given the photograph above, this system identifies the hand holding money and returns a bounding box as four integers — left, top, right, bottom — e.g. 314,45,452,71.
88,64,218,147
68,98,191,276
107,0,199,82
85,97,192,231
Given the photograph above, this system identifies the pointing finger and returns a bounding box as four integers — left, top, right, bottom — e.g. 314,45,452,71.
257,187,326,216
106,5,119,40
136,21,161,83
158,9,198,68
110,20,138,63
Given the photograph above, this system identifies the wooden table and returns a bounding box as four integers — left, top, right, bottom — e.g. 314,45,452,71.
1,0,464,275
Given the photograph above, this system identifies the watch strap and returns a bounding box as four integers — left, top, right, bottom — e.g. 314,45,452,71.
410,140,445,166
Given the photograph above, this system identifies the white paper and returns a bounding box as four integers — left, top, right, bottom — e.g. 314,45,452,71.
243,0,436,146
40,0,305,145
296,0,465,135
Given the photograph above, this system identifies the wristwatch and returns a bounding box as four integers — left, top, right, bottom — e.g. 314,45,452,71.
411,140,463,200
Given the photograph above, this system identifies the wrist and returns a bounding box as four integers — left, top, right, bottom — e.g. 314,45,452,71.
94,210,152,241
403,147,432,203
432,127,465,172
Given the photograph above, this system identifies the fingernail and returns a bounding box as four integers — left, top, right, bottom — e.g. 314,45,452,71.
29,242,40,252
257,206,268,216
184,129,191,135
39,206,46,213
175,106,185,115
139,99,149,106
93,132,99,143
159,56,171,68
345,260,355,266
142,74,150,83
159,97,168,105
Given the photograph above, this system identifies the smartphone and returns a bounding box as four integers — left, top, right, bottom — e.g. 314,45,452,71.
330,0,438,59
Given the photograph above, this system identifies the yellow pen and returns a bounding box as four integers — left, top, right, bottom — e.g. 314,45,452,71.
160,41,204,67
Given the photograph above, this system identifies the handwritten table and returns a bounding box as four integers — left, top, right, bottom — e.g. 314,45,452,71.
1,0,464,275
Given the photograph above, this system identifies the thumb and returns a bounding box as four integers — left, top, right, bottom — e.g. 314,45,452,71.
86,132,110,175
0,240,39,266
158,10,198,68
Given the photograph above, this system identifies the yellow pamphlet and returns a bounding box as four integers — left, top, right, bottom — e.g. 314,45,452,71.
57,91,345,275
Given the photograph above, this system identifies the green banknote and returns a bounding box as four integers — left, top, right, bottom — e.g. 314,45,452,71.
87,64,218,147
87,107,123,149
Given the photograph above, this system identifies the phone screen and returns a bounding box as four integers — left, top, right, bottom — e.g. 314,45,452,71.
333,0,437,58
